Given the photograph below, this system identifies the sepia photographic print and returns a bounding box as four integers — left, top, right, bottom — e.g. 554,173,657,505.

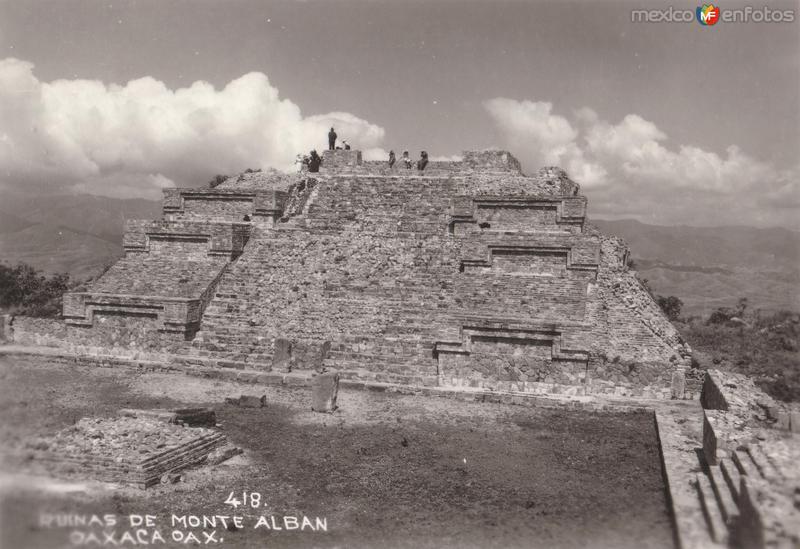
0,1,798,548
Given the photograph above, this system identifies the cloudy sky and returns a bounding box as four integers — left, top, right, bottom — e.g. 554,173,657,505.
0,0,797,228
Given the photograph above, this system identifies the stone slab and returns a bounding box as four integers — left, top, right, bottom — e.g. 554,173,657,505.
272,338,292,372
312,371,339,413
671,370,686,400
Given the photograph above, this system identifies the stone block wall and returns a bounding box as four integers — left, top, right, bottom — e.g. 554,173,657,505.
66,313,190,353
123,220,251,257
450,196,586,236
462,150,522,173
163,188,286,224
321,149,362,170
8,317,68,347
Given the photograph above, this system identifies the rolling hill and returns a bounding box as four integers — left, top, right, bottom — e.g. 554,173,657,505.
592,219,800,315
0,193,160,281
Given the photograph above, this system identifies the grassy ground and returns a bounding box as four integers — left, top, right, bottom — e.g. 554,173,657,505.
0,357,673,549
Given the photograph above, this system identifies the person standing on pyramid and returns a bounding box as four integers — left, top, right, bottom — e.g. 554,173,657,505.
328,127,337,150
308,150,322,172
417,150,429,171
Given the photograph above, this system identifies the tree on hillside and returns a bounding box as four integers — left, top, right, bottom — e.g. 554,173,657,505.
0,263,70,317
657,295,683,321
708,297,751,325
208,174,228,188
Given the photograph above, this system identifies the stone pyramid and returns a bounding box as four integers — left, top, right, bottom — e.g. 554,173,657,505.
63,149,690,398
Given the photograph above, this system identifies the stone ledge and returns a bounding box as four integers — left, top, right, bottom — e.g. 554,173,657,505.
0,344,660,414
654,408,717,549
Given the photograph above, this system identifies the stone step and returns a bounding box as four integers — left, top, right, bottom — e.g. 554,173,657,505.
696,473,729,545
720,457,743,503
745,444,779,482
708,463,739,524
732,448,762,480
324,356,433,373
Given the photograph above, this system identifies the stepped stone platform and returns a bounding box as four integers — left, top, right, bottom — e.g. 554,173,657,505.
16,149,691,398
18,416,229,489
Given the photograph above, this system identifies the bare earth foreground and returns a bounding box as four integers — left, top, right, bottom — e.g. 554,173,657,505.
0,357,673,549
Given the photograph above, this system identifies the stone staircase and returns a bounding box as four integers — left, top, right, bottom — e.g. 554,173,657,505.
694,442,800,549
695,451,744,546
689,370,800,548
196,170,600,385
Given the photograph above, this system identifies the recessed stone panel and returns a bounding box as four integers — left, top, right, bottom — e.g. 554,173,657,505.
490,249,568,276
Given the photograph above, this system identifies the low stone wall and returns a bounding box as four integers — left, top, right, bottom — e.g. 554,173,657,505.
162,188,286,224
587,358,678,399
701,369,798,431
700,371,729,411
66,315,190,353
9,316,68,347
2,315,182,363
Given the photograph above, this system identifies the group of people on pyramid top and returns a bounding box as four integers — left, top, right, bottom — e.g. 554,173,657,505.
327,127,351,151
389,150,428,171
323,127,429,172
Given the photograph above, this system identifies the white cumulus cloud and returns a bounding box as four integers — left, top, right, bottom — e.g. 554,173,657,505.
0,58,385,198
484,97,799,228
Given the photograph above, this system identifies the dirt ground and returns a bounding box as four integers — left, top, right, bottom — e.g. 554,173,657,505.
0,357,674,549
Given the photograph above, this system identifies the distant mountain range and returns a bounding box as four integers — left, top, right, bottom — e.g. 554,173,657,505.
0,193,160,280
592,219,799,315
591,219,799,271
0,194,796,315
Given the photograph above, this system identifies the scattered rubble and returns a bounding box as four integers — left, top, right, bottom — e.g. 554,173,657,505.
225,394,266,408
21,416,235,488
118,407,216,427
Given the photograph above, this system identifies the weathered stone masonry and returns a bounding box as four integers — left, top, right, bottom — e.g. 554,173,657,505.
49,149,690,397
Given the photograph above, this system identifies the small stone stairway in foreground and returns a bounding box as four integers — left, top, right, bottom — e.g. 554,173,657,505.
692,370,800,548
695,445,781,547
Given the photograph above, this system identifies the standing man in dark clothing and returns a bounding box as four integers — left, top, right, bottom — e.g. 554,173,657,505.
308,150,322,172
328,127,337,150
417,151,429,171
388,150,396,168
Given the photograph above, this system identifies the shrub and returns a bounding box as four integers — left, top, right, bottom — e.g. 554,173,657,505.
0,263,70,317
208,174,228,188
657,295,683,321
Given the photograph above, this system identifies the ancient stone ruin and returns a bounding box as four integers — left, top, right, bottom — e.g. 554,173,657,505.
22,415,231,489
1,149,797,546
46,149,691,398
